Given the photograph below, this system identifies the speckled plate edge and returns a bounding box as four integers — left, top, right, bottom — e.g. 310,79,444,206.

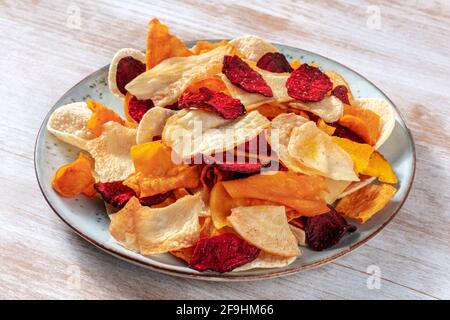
34,42,416,281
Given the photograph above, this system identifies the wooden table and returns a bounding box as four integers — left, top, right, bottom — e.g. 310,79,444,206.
1,0,449,300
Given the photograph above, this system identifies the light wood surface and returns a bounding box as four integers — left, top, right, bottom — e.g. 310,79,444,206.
1,0,449,300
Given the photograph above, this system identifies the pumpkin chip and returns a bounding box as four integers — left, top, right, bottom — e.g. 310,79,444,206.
317,118,336,135
228,205,300,258
86,99,125,136
221,171,329,216
361,151,397,184
255,102,310,120
336,184,396,224
146,18,192,70
290,58,301,70
339,104,380,146
183,75,229,96
124,141,201,197
52,153,96,197
190,40,228,55
332,136,374,174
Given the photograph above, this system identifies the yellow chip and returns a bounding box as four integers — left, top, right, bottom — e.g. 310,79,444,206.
332,136,374,174
339,104,380,146
228,205,300,258
336,184,396,224
289,96,344,123
361,151,397,184
317,118,336,136
110,193,204,255
190,40,228,55
86,99,125,137
290,59,301,70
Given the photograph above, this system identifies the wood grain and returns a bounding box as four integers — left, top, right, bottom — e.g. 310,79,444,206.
0,0,449,300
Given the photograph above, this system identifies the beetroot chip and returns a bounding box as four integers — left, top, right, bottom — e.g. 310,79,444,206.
94,181,170,208
189,233,260,272
331,85,350,105
116,56,146,95
305,206,356,251
213,161,264,174
128,96,154,123
256,52,293,73
286,63,333,102
222,55,273,97
179,87,245,119
94,181,136,208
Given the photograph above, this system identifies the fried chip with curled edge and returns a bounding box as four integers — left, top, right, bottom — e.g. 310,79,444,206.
228,205,300,258
190,40,228,55
288,122,359,181
47,102,95,150
85,122,136,182
352,98,396,149
136,107,176,144
126,44,233,107
232,251,296,272
109,193,204,255
361,151,397,184
86,99,125,137
336,183,396,224
289,96,344,123
229,35,278,62
162,109,270,159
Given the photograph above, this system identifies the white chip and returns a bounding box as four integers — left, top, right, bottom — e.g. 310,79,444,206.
338,176,377,199
108,48,146,99
85,121,136,182
233,251,296,272
47,102,95,150
162,109,270,159
289,96,344,123
229,35,278,61
136,107,177,144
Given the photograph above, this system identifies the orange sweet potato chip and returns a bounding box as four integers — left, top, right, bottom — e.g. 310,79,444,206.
221,172,329,216
183,75,229,95
255,103,310,120
339,104,380,145
52,153,96,197
336,183,396,223
332,136,374,174
190,40,228,55
86,99,125,136
146,18,193,70
317,118,336,135
124,141,201,197
290,58,301,70
361,151,397,184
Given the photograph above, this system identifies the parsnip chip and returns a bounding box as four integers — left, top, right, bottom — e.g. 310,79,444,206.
352,98,395,149
126,44,233,107
86,99,125,136
336,183,396,224
289,96,344,123
232,251,296,272
222,172,329,216
145,18,192,70
85,122,136,182
332,137,374,174
324,71,353,99
268,113,319,175
47,102,95,150
229,35,278,61
108,48,146,98
287,122,359,181
228,205,300,257
338,176,376,199
136,107,176,144
190,40,228,55
289,224,306,246
110,193,203,255
361,151,397,184
162,109,270,159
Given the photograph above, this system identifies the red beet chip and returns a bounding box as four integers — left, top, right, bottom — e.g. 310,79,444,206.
179,87,245,119
94,181,170,208
256,52,293,73
139,192,172,206
305,206,356,251
189,233,260,272
286,63,333,102
331,85,350,105
116,56,146,95
222,55,273,97
94,181,136,208
128,96,154,123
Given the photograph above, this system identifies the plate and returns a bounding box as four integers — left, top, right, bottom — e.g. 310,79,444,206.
35,41,416,281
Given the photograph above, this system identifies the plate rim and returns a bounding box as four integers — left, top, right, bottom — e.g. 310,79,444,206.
34,42,416,281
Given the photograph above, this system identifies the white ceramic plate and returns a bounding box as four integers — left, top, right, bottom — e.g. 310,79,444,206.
35,42,416,281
